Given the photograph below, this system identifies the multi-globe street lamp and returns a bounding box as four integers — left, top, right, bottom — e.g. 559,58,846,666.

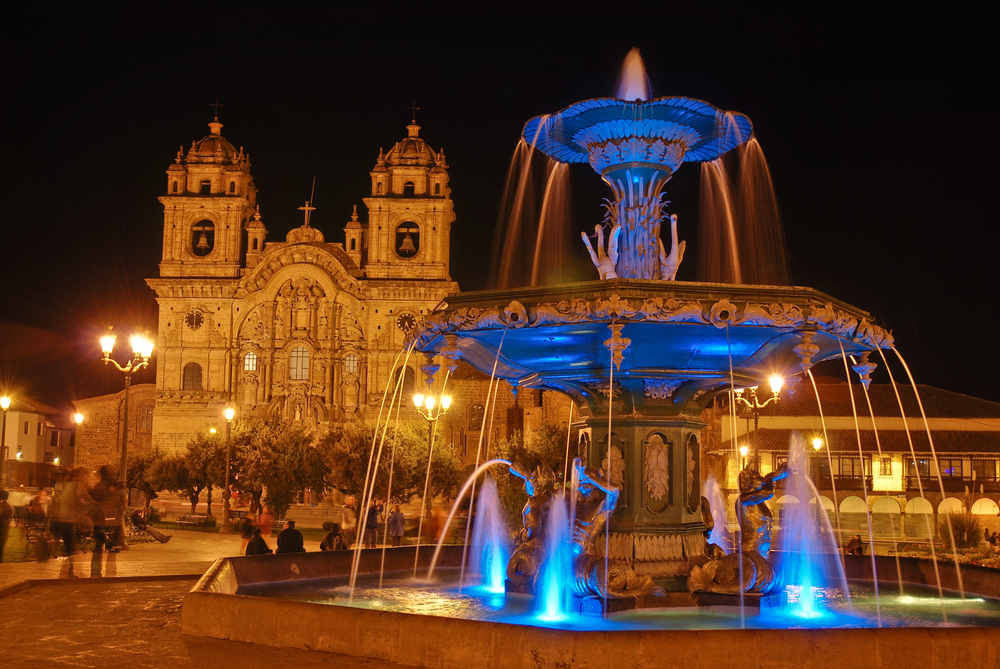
0,395,10,486
221,406,236,534
413,391,452,546
100,330,154,483
733,375,784,469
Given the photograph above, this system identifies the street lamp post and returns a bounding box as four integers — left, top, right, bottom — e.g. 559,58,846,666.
733,375,783,470
221,406,236,534
412,391,452,549
0,395,10,487
100,330,154,484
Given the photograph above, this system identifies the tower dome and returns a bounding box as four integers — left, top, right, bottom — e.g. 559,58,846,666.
384,122,438,166
187,119,240,164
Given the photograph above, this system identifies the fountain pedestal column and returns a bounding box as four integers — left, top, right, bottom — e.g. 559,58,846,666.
577,409,709,582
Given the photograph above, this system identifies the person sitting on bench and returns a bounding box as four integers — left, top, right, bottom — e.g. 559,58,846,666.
844,534,864,555
130,509,171,543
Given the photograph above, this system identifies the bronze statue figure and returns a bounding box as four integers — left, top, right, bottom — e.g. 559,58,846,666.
687,463,789,595
505,464,557,587
506,459,664,600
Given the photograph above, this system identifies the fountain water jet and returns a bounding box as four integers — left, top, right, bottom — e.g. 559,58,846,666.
466,475,510,593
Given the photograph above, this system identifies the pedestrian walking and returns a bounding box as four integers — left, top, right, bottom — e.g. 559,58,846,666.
364,498,383,548
387,505,405,547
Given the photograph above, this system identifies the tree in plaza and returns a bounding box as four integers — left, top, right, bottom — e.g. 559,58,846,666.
316,419,461,504
148,432,224,515
126,449,162,511
228,418,329,519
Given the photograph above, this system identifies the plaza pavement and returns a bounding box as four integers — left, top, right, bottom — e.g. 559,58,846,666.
0,528,405,668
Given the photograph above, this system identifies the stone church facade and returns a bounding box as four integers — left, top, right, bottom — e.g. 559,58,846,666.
145,116,464,453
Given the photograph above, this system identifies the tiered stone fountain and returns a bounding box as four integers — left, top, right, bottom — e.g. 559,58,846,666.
413,92,891,586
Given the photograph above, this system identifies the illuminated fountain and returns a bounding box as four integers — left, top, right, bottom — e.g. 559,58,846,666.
413,53,890,594
183,52,1000,666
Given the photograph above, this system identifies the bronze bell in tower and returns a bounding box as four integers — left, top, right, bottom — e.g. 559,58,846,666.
196,232,210,251
399,232,416,254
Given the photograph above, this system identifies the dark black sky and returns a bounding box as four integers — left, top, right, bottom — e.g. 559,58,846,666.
1,3,996,409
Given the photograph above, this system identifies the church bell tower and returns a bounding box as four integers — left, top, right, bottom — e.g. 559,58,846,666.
361,116,454,280
159,116,256,278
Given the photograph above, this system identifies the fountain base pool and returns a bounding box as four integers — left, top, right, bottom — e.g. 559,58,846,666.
183,548,1000,669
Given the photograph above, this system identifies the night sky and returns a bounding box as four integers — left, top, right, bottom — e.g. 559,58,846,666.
1,4,996,410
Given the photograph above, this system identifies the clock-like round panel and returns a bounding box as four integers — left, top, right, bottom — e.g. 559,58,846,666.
185,311,204,330
397,313,417,332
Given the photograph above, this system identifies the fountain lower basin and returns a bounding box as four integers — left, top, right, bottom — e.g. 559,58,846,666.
183,548,1000,669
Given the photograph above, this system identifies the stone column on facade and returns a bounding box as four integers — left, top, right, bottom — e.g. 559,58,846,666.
264,359,272,402
327,353,336,407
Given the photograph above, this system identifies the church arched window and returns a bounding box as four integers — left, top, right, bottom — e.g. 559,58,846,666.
289,347,309,380
350,238,356,251
434,183,441,195
395,222,419,258
344,352,359,374
182,363,203,390
229,181,236,193
192,220,215,256
172,181,178,193
393,366,415,396
244,352,258,372
252,237,258,250
403,181,415,196
200,179,212,194
377,182,383,194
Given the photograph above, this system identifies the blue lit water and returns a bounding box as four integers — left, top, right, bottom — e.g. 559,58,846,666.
236,569,1000,630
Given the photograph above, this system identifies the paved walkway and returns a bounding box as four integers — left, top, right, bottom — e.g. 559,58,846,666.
0,529,409,668
0,578,407,669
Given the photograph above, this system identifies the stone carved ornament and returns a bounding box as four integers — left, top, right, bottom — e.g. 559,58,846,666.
416,295,892,352
644,379,683,399
644,435,669,502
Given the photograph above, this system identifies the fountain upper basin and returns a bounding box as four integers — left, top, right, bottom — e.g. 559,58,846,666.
415,279,891,415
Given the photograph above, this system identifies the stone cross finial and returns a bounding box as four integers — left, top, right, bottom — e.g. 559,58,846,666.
298,201,316,227
407,101,420,123
210,99,224,119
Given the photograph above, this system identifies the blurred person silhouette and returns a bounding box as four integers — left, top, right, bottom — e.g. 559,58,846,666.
245,527,272,555
240,512,257,554
257,507,275,538
0,490,13,562
364,498,383,548
341,496,357,548
387,505,405,547
49,468,94,578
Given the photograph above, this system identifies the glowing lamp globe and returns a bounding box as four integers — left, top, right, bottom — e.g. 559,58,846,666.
413,393,425,408
425,396,436,411
224,407,236,422
0,396,10,411
739,445,749,458
73,413,84,425
812,438,823,451
132,334,154,359
441,395,452,410
769,375,784,395
100,333,117,355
